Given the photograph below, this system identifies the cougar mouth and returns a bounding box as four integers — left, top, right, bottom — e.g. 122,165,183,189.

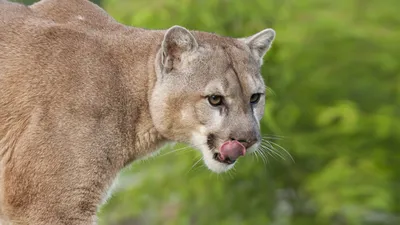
195,133,248,173
207,134,247,165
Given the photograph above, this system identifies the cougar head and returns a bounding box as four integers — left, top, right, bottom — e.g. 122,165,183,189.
150,25,275,173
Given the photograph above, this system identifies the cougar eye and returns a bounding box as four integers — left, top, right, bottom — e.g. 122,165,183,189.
208,95,223,106
250,93,261,104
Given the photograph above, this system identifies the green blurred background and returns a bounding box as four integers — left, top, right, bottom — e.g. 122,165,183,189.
15,0,400,224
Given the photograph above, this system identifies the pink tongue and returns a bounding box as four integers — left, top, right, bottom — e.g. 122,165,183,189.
219,140,246,161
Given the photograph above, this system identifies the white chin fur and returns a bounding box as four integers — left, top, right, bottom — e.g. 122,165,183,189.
200,146,234,173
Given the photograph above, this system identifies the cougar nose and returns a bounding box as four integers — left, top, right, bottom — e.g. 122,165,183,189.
229,121,259,149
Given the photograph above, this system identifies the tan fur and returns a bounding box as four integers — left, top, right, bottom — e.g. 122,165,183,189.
0,0,275,224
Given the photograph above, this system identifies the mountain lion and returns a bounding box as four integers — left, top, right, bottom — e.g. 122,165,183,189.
0,0,276,224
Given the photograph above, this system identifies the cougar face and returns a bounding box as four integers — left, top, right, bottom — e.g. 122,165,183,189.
150,26,275,173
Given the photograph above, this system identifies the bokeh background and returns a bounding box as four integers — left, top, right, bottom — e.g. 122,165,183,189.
15,0,400,224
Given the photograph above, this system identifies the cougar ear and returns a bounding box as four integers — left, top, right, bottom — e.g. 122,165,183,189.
161,25,198,73
241,28,276,63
